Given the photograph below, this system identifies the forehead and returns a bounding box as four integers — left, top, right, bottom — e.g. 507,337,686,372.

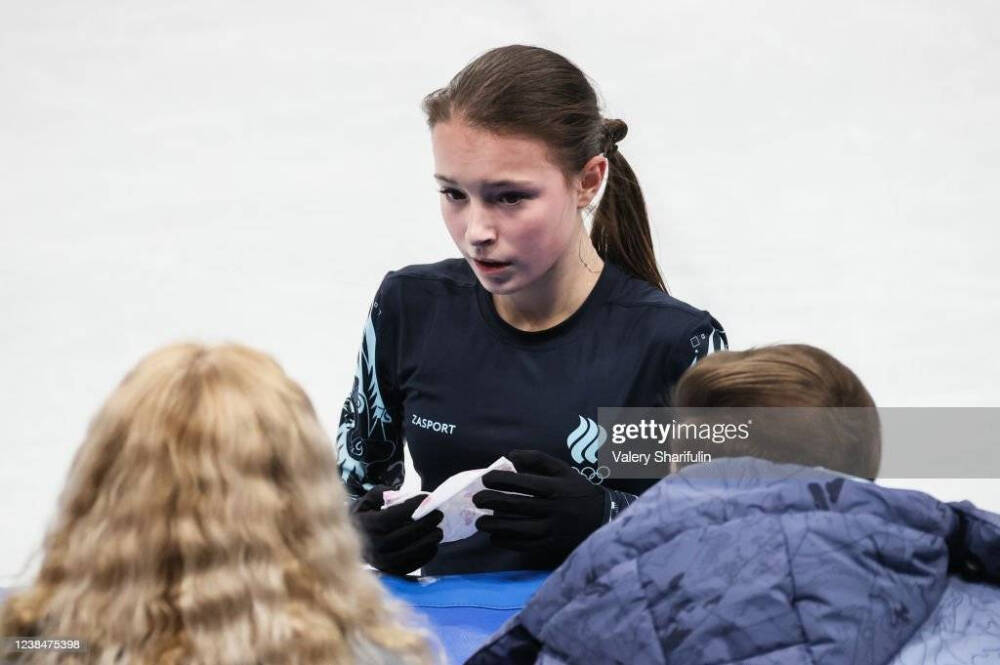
431,119,563,186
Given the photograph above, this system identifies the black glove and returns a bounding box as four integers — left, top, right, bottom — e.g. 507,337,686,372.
472,449,609,567
350,485,443,576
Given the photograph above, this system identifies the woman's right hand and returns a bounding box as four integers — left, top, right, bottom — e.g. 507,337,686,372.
350,485,444,576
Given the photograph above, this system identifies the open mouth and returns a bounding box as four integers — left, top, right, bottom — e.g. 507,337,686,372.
473,258,512,270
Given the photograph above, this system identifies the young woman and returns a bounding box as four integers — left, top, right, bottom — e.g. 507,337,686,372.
337,45,727,576
1,343,438,665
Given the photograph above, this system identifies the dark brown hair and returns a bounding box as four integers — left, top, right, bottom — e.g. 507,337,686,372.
671,344,881,479
422,44,667,292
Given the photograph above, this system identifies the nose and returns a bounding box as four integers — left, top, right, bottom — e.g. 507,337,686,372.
465,201,497,248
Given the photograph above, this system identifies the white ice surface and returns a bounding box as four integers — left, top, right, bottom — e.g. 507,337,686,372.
2,1,999,581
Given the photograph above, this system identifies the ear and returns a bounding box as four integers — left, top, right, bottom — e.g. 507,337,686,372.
576,154,609,210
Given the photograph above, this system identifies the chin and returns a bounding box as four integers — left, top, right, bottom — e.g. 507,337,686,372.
475,270,528,296
477,279,519,296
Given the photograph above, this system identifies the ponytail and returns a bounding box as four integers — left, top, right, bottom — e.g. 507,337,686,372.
591,119,666,291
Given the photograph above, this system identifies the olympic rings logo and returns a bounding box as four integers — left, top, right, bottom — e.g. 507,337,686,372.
573,465,611,485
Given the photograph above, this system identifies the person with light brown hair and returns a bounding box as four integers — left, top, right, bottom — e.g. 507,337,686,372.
1,343,439,664
467,344,1000,664
670,343,881,479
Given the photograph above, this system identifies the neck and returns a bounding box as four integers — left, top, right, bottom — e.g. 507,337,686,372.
493,225,605,332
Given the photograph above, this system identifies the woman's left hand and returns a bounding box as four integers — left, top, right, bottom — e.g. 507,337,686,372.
472,449,608,565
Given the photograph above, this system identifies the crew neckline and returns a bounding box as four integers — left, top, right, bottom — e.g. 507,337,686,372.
474,260,621,348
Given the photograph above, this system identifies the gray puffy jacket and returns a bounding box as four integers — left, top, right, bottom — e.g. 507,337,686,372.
467,457,1000,664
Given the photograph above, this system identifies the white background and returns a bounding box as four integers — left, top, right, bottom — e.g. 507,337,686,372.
2,1,998,581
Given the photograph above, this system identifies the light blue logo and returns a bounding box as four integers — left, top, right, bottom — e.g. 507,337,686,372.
567,415,607,465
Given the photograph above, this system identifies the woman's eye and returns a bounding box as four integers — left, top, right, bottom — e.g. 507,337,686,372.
438,188,530,206
439,188,465,202
496,192,528,206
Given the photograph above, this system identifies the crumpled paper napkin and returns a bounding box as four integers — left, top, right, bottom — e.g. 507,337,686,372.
381,456,516,543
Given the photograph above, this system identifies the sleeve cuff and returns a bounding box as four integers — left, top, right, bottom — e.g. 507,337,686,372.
603,487,640,522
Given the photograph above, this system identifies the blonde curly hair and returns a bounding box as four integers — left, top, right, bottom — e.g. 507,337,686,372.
1,343,439,664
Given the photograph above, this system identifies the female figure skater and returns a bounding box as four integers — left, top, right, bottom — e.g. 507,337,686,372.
2,343,438,664
338,45,727,575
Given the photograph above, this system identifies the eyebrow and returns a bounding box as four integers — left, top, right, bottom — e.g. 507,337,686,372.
434,174,535,188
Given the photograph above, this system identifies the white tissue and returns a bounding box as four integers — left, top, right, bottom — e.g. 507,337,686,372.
381,456,516,543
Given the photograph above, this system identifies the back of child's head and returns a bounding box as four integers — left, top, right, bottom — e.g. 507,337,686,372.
1,342,437,665
671,343,880,479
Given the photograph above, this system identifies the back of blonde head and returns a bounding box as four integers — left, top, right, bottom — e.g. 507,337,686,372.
672,344,881,479
1,343,436,665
